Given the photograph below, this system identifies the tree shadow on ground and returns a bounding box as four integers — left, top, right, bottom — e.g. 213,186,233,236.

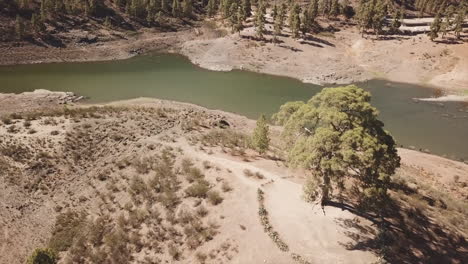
329,197,468,264
304,35,336,47
434,38,465,45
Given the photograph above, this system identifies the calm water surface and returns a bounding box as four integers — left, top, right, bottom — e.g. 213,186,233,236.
1,54,467,160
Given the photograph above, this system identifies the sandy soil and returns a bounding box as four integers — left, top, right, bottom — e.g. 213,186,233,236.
181,18,468,95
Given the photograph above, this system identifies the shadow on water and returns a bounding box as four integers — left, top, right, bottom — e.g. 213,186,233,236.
1,53,467,160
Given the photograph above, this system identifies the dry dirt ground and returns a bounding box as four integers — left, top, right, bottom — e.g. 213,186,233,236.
181,16,468,96
0,93,467,264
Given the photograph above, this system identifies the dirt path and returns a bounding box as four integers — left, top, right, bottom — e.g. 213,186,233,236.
179,141,378,263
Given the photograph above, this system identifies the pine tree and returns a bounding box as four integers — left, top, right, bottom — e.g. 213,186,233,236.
274,85,400,210
428,12,442,41
15,15,24,40
31,13,38,33
255,0,266,39
229,3,239,32
330,0,339,18
372,0,387,36
242,0,251,18
389,9,401,34
272,3,278,22
161,0,168,12
207,0,217,17
183,0,192,18
289,3,301,39
104,16,112,27
235,7,245,35
172,0,180,17
308,0,319,21
252,114,270,154
454,7,466,39
440,5,455,38
301,8,311,36
40,0,47,21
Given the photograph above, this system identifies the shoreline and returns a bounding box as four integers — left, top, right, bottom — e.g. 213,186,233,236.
2,90,468,163
1,27,467,96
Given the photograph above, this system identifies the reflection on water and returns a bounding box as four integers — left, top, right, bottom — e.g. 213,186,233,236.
1,54,467,161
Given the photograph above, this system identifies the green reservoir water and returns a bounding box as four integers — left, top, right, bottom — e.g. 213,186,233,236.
1,54,467,161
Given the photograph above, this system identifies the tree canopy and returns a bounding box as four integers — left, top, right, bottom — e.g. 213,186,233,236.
273,85,400,209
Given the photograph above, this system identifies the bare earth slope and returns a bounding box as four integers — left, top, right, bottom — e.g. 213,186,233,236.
1,93,467,263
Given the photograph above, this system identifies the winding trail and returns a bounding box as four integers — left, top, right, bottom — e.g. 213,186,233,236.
180,142,378,263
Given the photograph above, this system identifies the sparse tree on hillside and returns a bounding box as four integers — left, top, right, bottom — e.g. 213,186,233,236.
301,8,311,36
15,15,24,40
308,0,319,22
289,3,301,38
242,0,252,18
30,13,38,33
172,0,181,17
330,0,340,18
440,5,455,38
428,12,442,41
273,85,400,210
255,0,266,39
207,0,217,17
182,0,193,18
357,0,387,37
230,3,239,31
40,0,47,21
27,248,58,264
252,114,270,154
389,9,401,34
454,6,467,39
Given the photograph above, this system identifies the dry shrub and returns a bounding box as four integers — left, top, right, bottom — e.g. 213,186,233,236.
207,190,223,205
185,180,210,198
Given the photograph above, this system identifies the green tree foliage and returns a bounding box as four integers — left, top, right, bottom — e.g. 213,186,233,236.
389,9,401,34
242,0,251,18
255,0,266,39
357,0,387,36
342,0,354,19
274,85,400,209
308,0,319,21
172,0,181,17
440,5,455,38
252,114,270,154
221,0,233,18
15,15,24,40
320,0,331,16
329,0,340,18
289,3,301,38
30,13,39,33
182,0,193,18
454,6,467,39
273,3,286,42
207,0,217,17
27,248,58,264
428,12,441,41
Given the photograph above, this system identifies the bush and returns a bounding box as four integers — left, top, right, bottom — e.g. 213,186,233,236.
168,242,180,260
48,210,87,252
1,116,12,125
185,180,210,198
195,205,209,217
27,248,58,264
221,181,232,192
185,167,205,183
207,190,223,205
